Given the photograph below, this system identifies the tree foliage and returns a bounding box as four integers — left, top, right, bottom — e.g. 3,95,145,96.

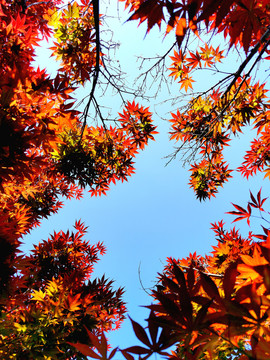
120,0,270,200
112,191,270,360
1,221,126,359
1,0,270,359
0,0,156,357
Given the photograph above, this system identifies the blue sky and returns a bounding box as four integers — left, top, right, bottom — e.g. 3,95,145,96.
23,0,270,357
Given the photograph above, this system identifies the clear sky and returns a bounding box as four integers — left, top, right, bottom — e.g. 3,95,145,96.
23,0,270,357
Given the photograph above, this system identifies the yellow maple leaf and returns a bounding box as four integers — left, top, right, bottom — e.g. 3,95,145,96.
46,7,61,28
31,289,46,302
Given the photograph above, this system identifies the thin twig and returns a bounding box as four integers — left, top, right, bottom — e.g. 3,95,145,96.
138,262,151,295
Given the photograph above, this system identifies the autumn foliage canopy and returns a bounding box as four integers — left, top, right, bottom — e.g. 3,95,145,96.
0,0,156,357
0,0,270,359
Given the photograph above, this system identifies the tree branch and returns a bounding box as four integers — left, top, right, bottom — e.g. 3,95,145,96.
221,25,270,103
80,0,101,140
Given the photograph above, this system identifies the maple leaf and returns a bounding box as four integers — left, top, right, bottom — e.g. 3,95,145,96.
123,313,173,359
249,189,267,211
68,342,102,358
69,329,118,360
179,74,195,91
66,293,81,312
128,0,165,32
169,49,185,65
31,289,46,302
197,0,235,28
227,203,252,226
225,1,266,53
186,50,202,69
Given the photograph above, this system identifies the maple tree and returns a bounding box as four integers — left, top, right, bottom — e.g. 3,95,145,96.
1,221,126,359
0,0,157,357
1,0,270,359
